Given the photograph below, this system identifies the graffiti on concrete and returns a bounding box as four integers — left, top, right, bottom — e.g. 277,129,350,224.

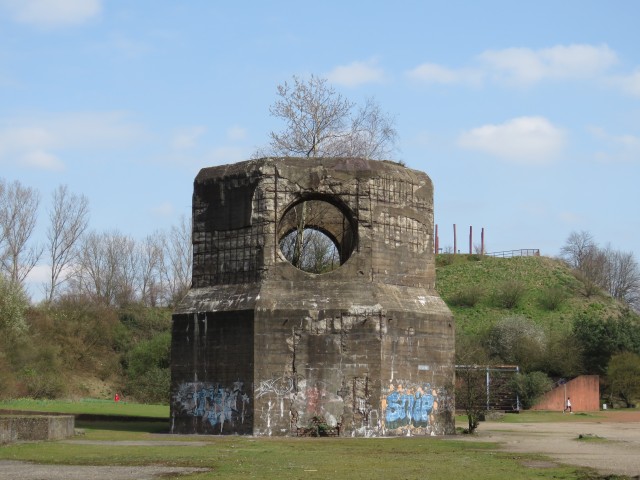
383,383,436,430
174,381,250,431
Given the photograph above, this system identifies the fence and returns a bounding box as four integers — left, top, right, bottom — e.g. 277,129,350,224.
485,249,540,258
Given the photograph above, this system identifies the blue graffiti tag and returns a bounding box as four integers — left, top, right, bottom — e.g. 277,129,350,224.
385,386,434,429
175,381,250,430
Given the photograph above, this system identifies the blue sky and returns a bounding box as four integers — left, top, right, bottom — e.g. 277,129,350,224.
1,0,639,295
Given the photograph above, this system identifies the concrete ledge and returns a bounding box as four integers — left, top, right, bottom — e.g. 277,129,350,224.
0,415,75,444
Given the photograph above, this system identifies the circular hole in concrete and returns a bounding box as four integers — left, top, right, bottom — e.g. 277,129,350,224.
278,197,356,274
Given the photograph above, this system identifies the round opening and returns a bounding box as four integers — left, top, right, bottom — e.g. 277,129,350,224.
278,197,356,274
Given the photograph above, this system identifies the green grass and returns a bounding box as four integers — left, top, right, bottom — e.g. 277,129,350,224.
0,401,622,479
435,255,625,335
0,398,169,418
0,420,597,480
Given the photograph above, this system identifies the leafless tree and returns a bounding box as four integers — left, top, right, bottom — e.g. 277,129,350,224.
267,75,354,158
70,230,133,305
262,75,398,272
560,230,597,271
601,245,640,309
561,231,640,309
160,215,192,306
265,74,398,160
138,233,164,307
0,179,42,285
44,185,90,302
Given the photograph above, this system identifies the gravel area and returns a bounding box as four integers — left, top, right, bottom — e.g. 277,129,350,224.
454,410,640,477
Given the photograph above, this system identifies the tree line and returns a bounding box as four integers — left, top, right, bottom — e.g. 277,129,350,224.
0,179,191,307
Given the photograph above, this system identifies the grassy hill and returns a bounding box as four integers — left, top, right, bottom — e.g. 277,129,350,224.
435,254,631,336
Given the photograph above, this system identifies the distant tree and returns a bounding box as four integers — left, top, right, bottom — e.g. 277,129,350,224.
0,179,42,285
0,272,29,335
560,231,640,308
600,245,640,309
607,351,640,407
510,371,553,409
71,230,133,305
44,185,90,302
560,230,597,271
485,315,547,371
160,215,192,306
572,312,640,374
138,233,164,307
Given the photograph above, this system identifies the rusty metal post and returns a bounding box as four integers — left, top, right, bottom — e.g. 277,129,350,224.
469,225,473,254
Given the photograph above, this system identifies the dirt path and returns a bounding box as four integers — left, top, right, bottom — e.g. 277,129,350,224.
455,410,640,477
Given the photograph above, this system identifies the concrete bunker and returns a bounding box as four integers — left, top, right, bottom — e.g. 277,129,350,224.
170,157,455,436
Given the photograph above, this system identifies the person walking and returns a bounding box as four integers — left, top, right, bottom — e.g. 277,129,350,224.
564,396,572,413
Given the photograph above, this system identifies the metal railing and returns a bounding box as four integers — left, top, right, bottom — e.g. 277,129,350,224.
485,249,540,258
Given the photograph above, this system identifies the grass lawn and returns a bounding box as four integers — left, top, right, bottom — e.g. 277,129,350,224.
0,400,609,479
0,397,168,418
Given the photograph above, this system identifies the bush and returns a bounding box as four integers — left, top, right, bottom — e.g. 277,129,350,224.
124,332,171,404
511,371,553,409
538,286,567,311
449,285,484,307
486,315,547,370
492,280,526,309
607,351,640,407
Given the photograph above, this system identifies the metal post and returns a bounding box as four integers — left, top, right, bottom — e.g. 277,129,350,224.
486,367,490,411
453,224,457,254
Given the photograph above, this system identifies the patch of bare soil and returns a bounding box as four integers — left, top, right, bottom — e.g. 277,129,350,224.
0,461,209,480
455,411,640,477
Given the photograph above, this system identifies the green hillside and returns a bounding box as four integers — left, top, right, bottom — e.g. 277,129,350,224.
435,254,630,336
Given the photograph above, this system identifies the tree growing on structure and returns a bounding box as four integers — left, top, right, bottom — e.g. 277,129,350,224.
259,74,398,271
264,74,398,160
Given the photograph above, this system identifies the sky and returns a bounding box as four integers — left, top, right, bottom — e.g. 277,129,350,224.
1,0,639,298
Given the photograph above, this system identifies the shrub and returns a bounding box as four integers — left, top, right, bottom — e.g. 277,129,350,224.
538,286,567,311
449,285,484,307
492,280,526,309
510,371,553,409
486,315,547,370
607,351,640,407
124,332,171,403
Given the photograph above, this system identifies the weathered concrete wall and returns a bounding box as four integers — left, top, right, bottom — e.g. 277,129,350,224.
0,415,75,444
170,157,455,436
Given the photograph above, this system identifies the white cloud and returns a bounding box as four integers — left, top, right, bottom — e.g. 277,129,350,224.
171,126,207,150
458,116,566,165
21,149,65,170
406,63,483,87
478,44,617,86
326,60,385,87
608,69,640,97
151,201,175,217
0,0,102,28
227,126,247,142
0,111,147,170
408,44,618,89
588,126,640,163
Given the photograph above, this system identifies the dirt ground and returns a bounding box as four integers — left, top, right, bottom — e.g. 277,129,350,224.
1,410,639,479
454,410,640,478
